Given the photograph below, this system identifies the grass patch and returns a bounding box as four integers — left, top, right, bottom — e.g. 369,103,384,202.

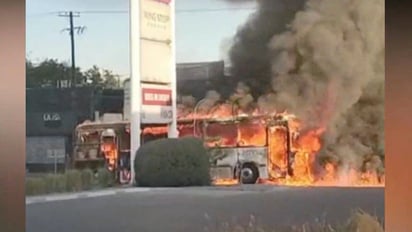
204,210,384,232
25,168,116,196
96,168,115,188
80,169,95,190
26,177,47,196
43,174,66,193
65,170,83,192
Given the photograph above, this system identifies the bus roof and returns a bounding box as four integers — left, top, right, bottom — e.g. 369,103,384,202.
177,113,293,123
75,120,129,131
74,113,295,131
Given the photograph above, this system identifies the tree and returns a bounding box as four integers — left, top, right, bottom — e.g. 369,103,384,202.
26,58,85,88
26,58,120,89
84,65,104,87
26,59,68,88
102,69,120,89
84,66,120,89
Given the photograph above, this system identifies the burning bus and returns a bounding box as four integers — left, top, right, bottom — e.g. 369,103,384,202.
71,120,170,184
70,111,305,185
71,109,383,186
178,113,301,185
72,121,129,184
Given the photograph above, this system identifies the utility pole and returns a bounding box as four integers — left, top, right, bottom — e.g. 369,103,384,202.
59,11,82,87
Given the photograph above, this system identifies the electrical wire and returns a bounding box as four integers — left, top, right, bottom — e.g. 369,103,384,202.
77,7,256,14
27,7,256,17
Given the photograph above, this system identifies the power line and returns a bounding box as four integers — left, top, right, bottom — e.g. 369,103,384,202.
26,11,61,17
27,7,256,17
178,7,256,13
81,7,256,14
77,10,127,14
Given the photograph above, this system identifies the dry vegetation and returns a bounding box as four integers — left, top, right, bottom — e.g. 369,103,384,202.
25,168,115,196
205,210,384,232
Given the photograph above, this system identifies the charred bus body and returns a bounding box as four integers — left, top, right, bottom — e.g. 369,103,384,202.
72,121,167,184
71,114,300,184
72,121,129,183
178,114,300,184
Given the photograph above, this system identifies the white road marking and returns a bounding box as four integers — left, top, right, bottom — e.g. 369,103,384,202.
118,188,151,193
26,198,46,205
26,188,155,205
26,186,288,205
44,195,79,202
86,190,117,197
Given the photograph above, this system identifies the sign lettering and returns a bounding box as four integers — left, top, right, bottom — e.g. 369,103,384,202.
140,0,171,43
142,88,172,106
43,113,61,122
143,11,169,23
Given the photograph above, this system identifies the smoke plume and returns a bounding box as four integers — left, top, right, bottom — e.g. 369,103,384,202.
228,0,306,97
228,0,385,170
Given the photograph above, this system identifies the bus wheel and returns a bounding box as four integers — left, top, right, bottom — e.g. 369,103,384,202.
240,163,259,184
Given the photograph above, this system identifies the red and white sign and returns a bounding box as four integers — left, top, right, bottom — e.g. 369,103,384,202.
142,88,171,106
140,84,173,124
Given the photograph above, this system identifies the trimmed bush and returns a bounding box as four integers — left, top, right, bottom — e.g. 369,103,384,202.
134,136,211,187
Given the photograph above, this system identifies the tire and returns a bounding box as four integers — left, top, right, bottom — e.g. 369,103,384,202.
239,163,259,184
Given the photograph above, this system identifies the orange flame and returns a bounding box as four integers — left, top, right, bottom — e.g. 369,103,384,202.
143,101,384,188
213,178,239,186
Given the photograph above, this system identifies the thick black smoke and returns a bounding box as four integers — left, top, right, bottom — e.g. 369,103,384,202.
228,0,306,98
227,0,385,172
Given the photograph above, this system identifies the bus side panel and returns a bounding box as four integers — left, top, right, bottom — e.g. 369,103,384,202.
208,147,269,180
237,147,268,165
237,147,269,179
210,167,234,180
208,148,237,179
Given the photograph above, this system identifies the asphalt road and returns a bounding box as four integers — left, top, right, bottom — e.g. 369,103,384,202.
26,185,384,232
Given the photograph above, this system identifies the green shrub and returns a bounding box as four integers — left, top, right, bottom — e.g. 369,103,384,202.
65,170,83,192
96,168,115,188
134,136,211,187
80,169,94,190
26,177,47,196
44,174,67,193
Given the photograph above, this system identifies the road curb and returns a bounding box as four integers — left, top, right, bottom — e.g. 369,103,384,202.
26,188,153,205
25,186,292,205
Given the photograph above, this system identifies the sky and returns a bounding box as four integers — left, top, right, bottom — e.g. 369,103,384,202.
26,0,256,79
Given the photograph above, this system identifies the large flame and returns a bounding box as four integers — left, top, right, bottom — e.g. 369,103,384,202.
143,102,384,188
